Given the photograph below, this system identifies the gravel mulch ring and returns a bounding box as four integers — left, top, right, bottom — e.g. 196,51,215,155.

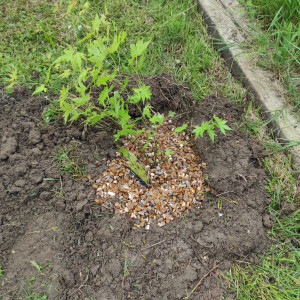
93,116,209,229
0,77,271,299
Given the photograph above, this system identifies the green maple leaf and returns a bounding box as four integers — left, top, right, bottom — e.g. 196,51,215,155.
113,124,136,141
128,39,151,65
165,149,174,157
135,85,152,103
142,103,152,118
69,109,81,122
61,102,73,123
87,41,107,67
107,31,126,54
118,147,129,158
92,14,101,31
54,47,86,72
174,123,188,133
168,111,175,117
92,14,110,32
98,85,114,106
71,52,86,72
213,115,232,135
139,85,152,102
74,81,87,98
59,85,69,106
192,122,210,139
87,112,104,125
54,47,74,64
129,84,152,104
207,128,216,142
59,69,71,79
78,68,90,82
118,108,131,127
32,84,47,95
72,93,89,106
149,113,164,126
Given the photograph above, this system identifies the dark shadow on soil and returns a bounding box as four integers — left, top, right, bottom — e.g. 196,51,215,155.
0,76,271,299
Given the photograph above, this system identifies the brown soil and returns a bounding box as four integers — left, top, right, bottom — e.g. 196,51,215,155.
0,76,271,300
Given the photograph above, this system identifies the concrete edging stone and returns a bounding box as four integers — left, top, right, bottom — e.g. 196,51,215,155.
197,0,300,171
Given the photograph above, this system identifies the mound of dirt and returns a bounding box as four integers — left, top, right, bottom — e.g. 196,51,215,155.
0,76,271,299
91,73,195,119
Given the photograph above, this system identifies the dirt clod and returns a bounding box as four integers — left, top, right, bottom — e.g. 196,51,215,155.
61,270,75,288
85,231,94,242
262,214,275,228
0,134,18,160
282,203,296,215
28,127,41,145
75,199,88,212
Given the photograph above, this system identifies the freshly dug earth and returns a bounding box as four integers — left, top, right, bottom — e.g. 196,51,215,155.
0,76,271,299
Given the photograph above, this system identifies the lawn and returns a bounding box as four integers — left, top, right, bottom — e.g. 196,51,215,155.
239,0,300,116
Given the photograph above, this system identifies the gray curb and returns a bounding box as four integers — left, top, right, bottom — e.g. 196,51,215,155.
197,0,300,170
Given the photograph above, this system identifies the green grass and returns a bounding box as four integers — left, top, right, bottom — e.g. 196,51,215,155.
0,0,299,299
22,277,47,300
0,271,48,300
239,0,300,115
227,239,299,299
0,0,239,101
0,0,96,91
52,144,86,180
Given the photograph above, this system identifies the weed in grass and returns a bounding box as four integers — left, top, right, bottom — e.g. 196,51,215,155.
22,277,47,300
240,102,269,136
264,140,300,154
54,176,65,200
30,261,44,275
42,99,61,124
120,251,136,298
0,265,4,277
1,275,48,300
52,144,86,180
123,252,136,278
0,265,7,289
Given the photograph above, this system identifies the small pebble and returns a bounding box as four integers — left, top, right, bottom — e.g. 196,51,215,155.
158,222,166,227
